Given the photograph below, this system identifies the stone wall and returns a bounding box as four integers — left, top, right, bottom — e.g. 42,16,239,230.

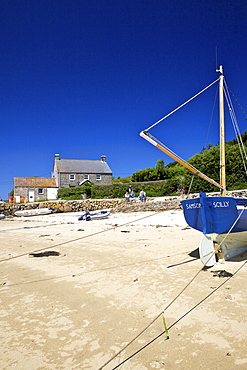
2,189,247,216
0,197,181,216
14,186,51,202
59,173,112,187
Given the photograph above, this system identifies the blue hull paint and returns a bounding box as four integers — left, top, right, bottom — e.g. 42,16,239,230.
181,192,247,235
181,193,247,263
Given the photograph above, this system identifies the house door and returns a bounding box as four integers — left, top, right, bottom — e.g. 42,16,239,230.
28,190,35,202
47,188,58,200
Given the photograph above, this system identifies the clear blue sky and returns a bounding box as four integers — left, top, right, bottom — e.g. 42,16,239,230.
1,0,247,199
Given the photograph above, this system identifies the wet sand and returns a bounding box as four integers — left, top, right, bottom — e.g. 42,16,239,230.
0,210,247,369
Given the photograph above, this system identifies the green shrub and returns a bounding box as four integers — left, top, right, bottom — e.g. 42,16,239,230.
57,180,184,200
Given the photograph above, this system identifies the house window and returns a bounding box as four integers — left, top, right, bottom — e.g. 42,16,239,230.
70,174,75,180
38,188,44,194
96,174,101,180
84,174,89,180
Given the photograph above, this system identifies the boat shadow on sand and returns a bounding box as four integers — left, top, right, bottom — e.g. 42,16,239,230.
189,248,247,264
168,249,247,269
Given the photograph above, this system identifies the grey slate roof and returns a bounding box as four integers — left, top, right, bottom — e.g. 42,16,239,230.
55,159,112,174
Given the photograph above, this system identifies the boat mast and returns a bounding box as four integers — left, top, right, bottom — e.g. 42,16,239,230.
140,68,227,193
218,65,226,196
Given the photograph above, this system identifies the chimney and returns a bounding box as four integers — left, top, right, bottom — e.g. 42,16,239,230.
54,154,60,161
101,155,106,162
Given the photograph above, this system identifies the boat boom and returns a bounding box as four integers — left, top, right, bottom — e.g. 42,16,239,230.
140,130,224,190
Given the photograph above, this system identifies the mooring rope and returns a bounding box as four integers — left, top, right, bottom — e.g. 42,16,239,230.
98,206,247,369
2,205,245,369
0,223,57,233
111,258,247,369
98,258,208,369
214,205,247,254
0,211,163,263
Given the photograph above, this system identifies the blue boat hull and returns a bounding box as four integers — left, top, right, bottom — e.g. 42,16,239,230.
181,192,247,264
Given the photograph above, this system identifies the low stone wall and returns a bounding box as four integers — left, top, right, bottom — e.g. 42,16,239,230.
2,189,247,216
0,197,181,216
111,198,182,213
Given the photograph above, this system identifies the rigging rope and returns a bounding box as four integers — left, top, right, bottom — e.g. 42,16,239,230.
224,81,247,177
215,205,247,253
226,83,247,118
97,77,247,368
204,85,218,151
145,78,219,131
2,203,246,368
186,174,195,198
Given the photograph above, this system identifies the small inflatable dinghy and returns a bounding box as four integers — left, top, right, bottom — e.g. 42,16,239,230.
78,210,110,221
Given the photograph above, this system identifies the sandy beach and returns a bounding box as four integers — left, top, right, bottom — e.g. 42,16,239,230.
0,209,247,369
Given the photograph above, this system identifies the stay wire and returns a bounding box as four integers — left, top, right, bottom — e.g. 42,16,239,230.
204,84,218,149
226,83,247,118
215,205,247,253
145,79,219,132
224,80,247,175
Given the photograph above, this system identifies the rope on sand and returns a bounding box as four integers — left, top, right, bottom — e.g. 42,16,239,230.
2,209,244,368
110,259,247,369
0,211,161,263
99,258,247,369
0,223,57,233
98,209,247,369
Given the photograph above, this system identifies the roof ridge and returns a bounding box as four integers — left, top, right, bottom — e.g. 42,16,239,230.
60,159,101,161
14,176,54,179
